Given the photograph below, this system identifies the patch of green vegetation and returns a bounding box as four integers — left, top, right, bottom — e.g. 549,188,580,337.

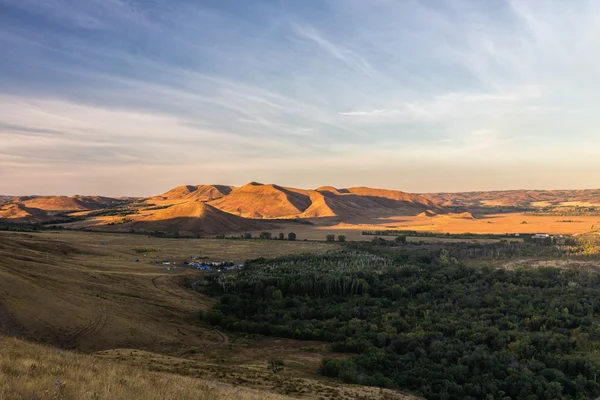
133,248,158,253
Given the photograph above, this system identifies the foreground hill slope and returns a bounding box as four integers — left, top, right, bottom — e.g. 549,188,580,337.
129,202,274,235
0,335,290,400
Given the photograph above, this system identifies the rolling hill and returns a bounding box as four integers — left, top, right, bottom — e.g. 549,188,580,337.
0,203,51,222
129,202,274,236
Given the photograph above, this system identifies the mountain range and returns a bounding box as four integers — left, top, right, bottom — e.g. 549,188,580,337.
2,183,600,236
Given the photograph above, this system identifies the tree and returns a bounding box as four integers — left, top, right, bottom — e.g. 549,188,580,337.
268,359,284,374
259,232,272,240
279,232,285,240
243,232,252,239
338,235,346,242
326,234,335,242
288,232,297,241
395,235,407,244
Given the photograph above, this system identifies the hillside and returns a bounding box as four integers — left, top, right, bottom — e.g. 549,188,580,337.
129,202,275,236
209,182,312,218
208,182,436,220
0,203,51,222
0,335,291,400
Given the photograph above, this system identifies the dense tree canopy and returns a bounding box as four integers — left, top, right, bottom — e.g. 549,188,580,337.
198,244,600,400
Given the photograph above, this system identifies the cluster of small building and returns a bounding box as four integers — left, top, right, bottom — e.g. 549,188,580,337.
532,233,566,244
183,260,244,271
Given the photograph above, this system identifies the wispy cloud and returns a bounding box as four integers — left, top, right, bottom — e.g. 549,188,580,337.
292,24,376,78
1,0,600,194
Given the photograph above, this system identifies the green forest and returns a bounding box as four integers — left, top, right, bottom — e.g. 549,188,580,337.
198,241,600,400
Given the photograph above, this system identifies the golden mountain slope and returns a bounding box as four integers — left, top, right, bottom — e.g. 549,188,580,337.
209,182,313,218
149,184,233,205
208,182,437,220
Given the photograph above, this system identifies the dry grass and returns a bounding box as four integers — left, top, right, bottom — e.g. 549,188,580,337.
0,335,291,400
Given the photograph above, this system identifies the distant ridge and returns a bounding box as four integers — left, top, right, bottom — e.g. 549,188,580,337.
18,195,121,212
425,189,600,208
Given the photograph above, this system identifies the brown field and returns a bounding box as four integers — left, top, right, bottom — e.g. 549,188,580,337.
263,212,600,242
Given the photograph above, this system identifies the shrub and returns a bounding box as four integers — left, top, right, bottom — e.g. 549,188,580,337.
268,359,284,374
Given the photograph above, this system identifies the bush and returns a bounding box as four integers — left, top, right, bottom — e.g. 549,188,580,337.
259,232,272,240
268,359,284,374
395,235,407,244
288,232,297,241
326,234,335,242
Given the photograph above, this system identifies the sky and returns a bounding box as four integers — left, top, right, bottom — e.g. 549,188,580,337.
1,0,600,196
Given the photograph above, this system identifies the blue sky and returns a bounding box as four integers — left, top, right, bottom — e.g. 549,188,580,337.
1,0,600,196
